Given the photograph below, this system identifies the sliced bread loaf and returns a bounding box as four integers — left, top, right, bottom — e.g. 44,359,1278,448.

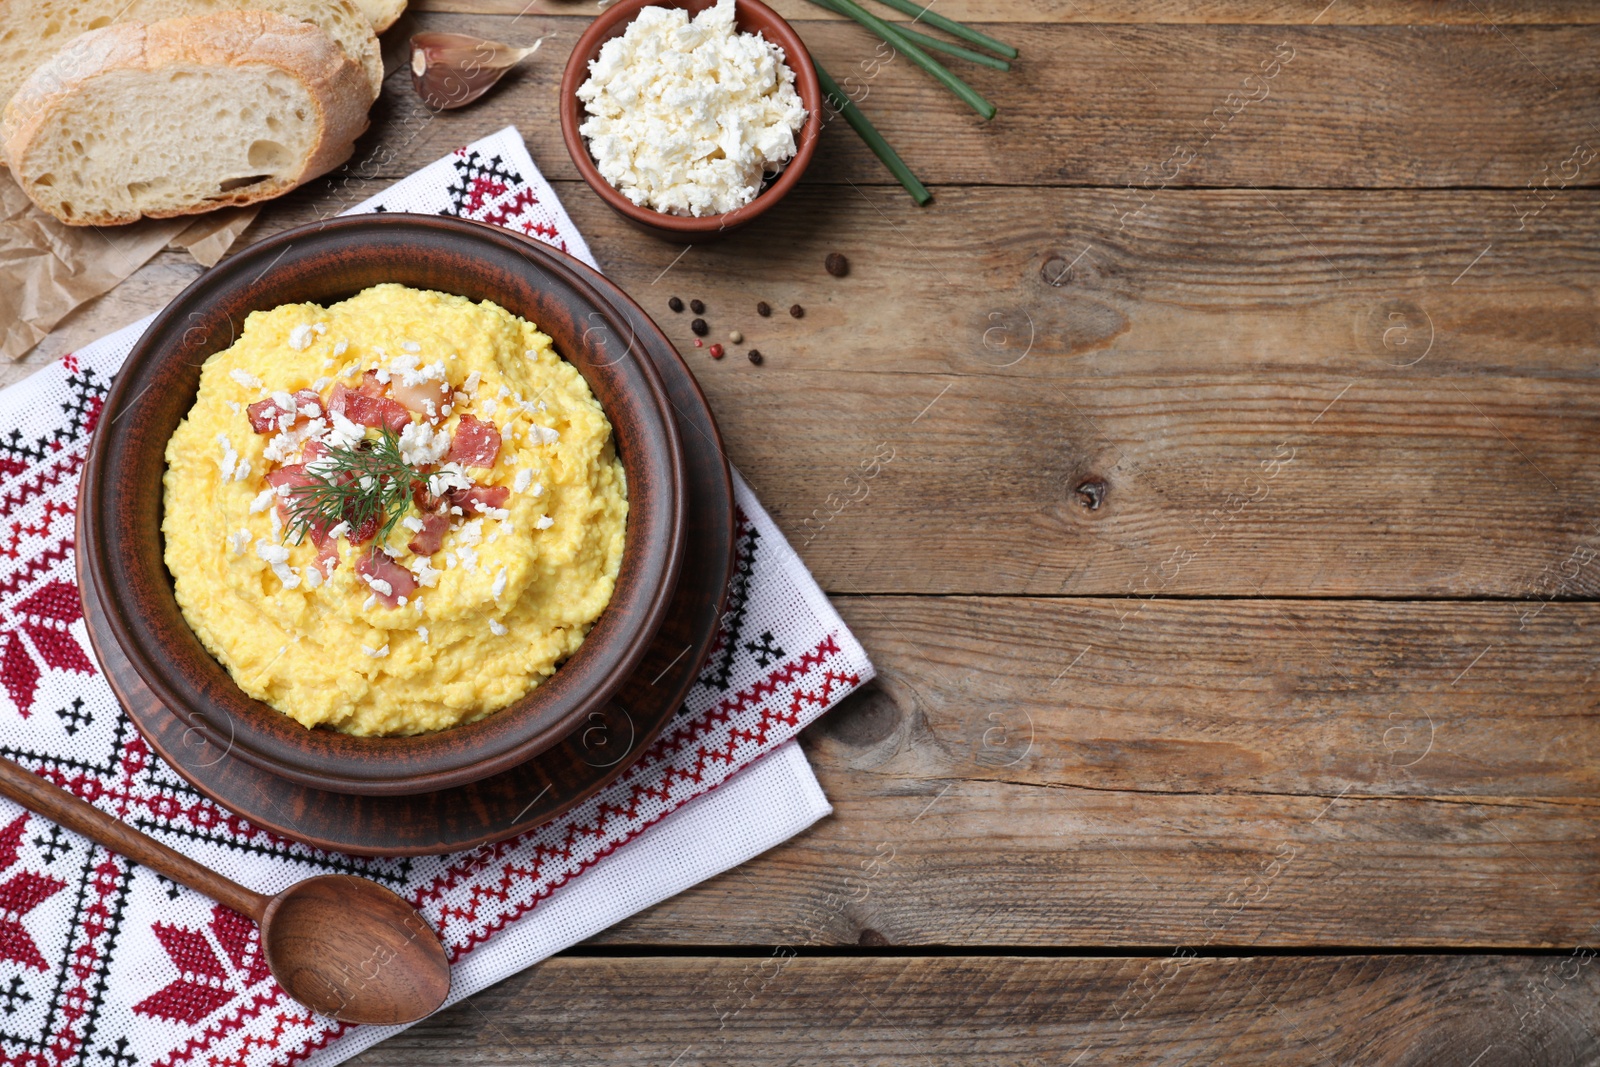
0,0,384,111
1,11,372,225
352,0,407,33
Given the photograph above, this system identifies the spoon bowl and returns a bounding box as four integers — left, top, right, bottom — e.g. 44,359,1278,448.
262,875,451,1025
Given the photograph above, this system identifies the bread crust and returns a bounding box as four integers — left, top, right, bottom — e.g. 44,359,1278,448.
0,0,383,110
354,0,408,33
1,11,372,225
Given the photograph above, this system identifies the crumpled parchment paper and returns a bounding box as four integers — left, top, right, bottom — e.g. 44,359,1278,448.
0,174,256,361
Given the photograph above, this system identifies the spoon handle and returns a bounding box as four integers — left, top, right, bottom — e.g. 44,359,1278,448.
0,755,271,920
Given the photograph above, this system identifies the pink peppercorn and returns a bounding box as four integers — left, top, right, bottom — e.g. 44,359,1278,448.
693,338,703,347
709,343,725,359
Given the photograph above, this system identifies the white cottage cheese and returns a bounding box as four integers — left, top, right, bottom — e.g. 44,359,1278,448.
577,0,807,216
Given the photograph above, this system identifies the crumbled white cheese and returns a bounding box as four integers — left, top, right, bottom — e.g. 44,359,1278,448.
513,468,533,493
361,643,389,658
226,400,242,415
365,576,394,597
287,324,316,351
528,425,560,446
255,540,301,589
362,594,377,611
264,418,327,464
480,398,498,418
535,515,554,530
333,339,349,357
325,410,366,451
304,565,323,589
229,368,262,389
498,384,511,399
401,516,425,533
457,545,479,570
398,421,451,466
457,519,483,547
313,323,328,336
409,555,441,587
417,626,430,644
326,520,351,542
298,400,322,419
374,367,392,385
400,360,447,388
313,376,332,391
268,508,283,539
427,463,474,498
491,566,507,599
249,488,275,514
403,341,422,353
488,619,508,636
463,371,482,396
577,0,807,214
216,433,240,482
532,482,544,498
229,529,251,555
271,390,293,410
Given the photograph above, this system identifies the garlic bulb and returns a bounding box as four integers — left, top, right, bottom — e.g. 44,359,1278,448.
409,33,542,111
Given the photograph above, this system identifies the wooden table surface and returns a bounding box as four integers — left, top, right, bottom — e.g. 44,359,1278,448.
9,1,1600,1062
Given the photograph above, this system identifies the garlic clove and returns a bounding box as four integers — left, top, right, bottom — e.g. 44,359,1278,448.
409,33,542,111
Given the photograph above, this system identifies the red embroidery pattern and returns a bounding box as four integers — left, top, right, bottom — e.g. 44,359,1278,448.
0,814,64,971
134,906,272,1026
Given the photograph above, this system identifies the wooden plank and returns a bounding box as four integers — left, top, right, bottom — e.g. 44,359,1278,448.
354,954,1600,1064
10,182,1597,386
719,371,1600,597
589,598,1600,947
829,596,1600,801
422,0,1600,25
351,17,1600,188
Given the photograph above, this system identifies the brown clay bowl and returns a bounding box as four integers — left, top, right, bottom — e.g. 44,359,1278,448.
79,214,686,796
559,0,824,241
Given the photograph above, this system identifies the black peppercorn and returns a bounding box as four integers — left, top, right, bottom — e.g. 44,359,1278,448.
668,296,684,313
756,301,772,317
689,299,705,314
789,304,804,319
825,253,849,277
690,318,709,336
747,349,763,365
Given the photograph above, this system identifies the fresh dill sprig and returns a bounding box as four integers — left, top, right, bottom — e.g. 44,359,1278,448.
282,428,420,548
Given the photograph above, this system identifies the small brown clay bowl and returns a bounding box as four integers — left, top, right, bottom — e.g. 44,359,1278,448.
559,0,824,241
80,214,686,796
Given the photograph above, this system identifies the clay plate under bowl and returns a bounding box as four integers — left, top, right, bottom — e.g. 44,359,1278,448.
560,0,824,241
79,214,686,796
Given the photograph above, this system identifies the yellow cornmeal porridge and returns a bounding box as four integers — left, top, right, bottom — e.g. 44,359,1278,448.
162,284,628,736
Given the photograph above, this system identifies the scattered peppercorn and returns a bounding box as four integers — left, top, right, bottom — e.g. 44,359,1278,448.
693,338,703,347
756,301,772,317
668,296,684,313
690,318,708,336
689,299,705,314
747,349,764,365
710,343,725,359
728,329,743,344
789,304,804,319
825,252,849,277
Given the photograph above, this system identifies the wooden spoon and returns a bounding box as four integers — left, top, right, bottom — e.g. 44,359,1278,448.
0,755,450,1024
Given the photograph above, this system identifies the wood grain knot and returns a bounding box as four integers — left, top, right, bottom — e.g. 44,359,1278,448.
857,928,891,947
816,680,900,747
1075,478,1107,510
